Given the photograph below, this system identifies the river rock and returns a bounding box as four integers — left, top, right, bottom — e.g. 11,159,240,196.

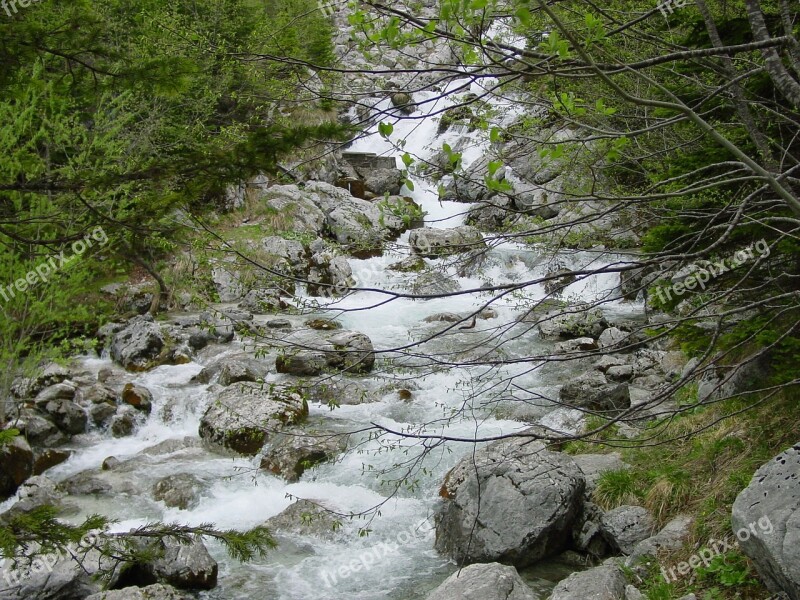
559,374,631,413
43,399,87,435
573,453,627,493
361,168,404,196
111,316,166,371
9,411,63,447
152,473,203,510
305,181,403,250
121,384,153,413
32,449,71,476
598,327,629,351
731,443,800,599
257,184,326,235
86,584,193,600
0,547,104,599
264,499,340,538
238,288,287,314
260,430,347,482
426,563,539,600
138,538,218,591
0,437,34,498
549,562,627,600
411,271,460,296
90,402,117,427
435,436,585,566
198,383,308,455
81,383,118,405
33,382,76,406
110,406,138,438
307,250,354,297
276,352,328,376
328,331,375,373
11,363,70,399
600,506,655,555
537,306,608,340
409,226,485,258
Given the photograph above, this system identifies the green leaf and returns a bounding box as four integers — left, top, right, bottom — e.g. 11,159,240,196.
402,153,414,168
404,179,415,192
378,122,394,138
490,127,502,143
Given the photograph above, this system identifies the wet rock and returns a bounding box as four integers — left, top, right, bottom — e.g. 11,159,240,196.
435,436,585,567
598,327,629,351
559,374,631,414
424,312,462,323
111,316,166,371
33,382,77,407
44,399,88,435
328,331,375,373
32,449,71,476
110,406,138,438
152,474,202,510
0,437,34,498
86,584,193,600
553,337,599,353
549,562,627,600
276,352,328,376
260,431,347,482
265,319,292,329
62,471,112,496
537,306,608,340
4,475,64,516
543,269,577,296
606,365,634,382
305,181,403,250
0,547,104,599
391,92,414,114
122,383,153,413
361,168,404,196
238,288,287,314
11,363,70,399
90,402,118,427
411,271,460,296
81,383,118,405
409,226,485,258
732,443,800,599
257,185,326,235
307,251,354,297
264,499,340,539
388,255,426,273
600,506,655,555
8,411,63,447
102,457,121,471
195,356,269,386
426,563,539,600
198,383,308,455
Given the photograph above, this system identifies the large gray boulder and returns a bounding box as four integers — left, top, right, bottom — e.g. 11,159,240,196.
152,473,203,510
409,226,485,258
264,499,341,539
411,271,460,297
43,399,87,435
625,514,694,568
426,563,539,600
435,436,585,567
86,584,192,600
731,443,800,599
198,383,308,455
305,181,403,249
110,317,166,371
361,168,404,196
549,563,627,600
257,184,326,235
328,331,375,373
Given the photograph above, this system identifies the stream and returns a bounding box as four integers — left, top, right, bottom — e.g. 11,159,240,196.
35,76,643,599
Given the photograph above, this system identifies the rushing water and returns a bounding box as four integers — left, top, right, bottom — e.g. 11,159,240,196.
36,78,641,599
